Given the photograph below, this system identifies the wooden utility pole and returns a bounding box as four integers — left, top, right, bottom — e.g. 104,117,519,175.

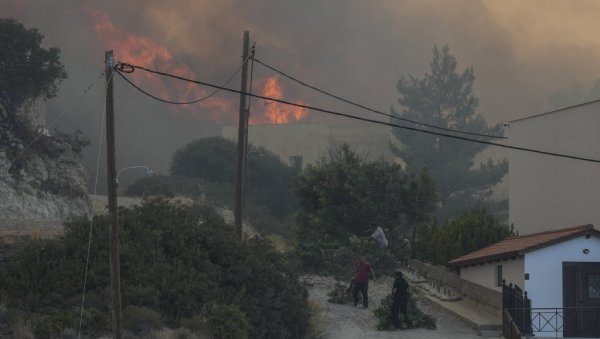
105,50,123,339
234,31,250,240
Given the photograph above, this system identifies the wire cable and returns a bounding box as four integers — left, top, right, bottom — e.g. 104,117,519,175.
115,63,600,164
114,59,245,105
5,71,105,169
252,57,506,140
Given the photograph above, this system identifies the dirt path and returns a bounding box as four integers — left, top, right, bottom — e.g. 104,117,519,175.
305,275,488,339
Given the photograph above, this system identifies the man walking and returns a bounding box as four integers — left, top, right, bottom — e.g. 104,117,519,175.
353,257,375,308
391,270,409,329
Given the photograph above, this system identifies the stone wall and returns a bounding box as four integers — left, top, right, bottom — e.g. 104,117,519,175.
409,259,502,317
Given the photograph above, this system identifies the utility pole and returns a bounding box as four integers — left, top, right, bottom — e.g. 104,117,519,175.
105,50,123,339
234,31,250,240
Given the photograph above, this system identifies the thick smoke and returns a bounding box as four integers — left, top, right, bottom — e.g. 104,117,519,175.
2,0,599,190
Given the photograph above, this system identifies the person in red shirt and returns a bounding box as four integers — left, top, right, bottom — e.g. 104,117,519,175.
352,257,376,308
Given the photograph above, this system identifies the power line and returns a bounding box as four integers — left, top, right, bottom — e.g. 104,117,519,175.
252,57,506,140
114,63,600,164
114,59,245,105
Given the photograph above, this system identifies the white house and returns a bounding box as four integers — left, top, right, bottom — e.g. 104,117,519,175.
507,100,600,235
449,224,600,337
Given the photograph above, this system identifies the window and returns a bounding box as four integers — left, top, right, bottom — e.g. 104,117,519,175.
586,273,600,299
496,265,503,287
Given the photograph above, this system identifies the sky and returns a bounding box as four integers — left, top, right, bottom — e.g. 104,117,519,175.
2,0,600,190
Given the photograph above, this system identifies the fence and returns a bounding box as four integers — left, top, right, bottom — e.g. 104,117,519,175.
502,280,532,336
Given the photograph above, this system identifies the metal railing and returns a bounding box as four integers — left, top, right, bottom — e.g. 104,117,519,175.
532,307,600,337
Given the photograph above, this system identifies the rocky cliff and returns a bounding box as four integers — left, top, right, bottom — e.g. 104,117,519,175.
0,98,89,221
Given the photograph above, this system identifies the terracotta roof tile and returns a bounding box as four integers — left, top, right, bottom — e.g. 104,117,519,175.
448,224,596,267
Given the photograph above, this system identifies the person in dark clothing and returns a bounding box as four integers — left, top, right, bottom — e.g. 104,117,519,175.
391,270,409,329
352,257,375,308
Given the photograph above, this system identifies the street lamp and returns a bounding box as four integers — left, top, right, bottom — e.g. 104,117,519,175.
115,165,153,187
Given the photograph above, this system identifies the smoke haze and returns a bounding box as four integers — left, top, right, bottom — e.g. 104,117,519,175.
2,0,599,190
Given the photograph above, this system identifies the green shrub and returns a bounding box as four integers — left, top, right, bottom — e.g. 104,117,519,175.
295,234,397,279
373,291,436,331
327,282,352,304
208,304,248,339
123,305,163,334
0,199,309,338
179,314,210,336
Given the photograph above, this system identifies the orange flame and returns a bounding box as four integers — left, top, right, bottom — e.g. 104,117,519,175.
250,77,309,125
82,4,236,123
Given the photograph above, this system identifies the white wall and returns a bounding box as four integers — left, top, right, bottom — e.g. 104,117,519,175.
524,235,600,337
460,258,524,292
508,101,600,234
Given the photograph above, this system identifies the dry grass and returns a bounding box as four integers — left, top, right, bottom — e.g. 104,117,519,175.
12,318,35,339
265,234,290,253
306,300,325,339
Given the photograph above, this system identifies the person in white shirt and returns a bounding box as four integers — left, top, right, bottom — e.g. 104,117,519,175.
371,225,388,249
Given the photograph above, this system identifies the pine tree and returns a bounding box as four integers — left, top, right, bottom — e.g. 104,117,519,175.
391,45,507,220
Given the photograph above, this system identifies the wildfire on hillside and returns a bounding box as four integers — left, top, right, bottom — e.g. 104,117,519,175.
83,4,235,123
83,5,309,125
250,77,309,125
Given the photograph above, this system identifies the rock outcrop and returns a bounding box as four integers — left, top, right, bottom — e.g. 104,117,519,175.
0,98,89,221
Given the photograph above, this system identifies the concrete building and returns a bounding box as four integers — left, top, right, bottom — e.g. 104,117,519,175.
507,101,600,234
222,123,396,167
450,224,600,337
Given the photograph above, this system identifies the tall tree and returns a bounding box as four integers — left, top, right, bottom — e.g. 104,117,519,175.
391,45,507,220
0,18,67,116
295,143,436,241
170,136,297,218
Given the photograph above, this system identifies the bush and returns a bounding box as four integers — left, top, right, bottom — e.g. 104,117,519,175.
414,208,514,266
373,290,436,331
295,234,398,279
0,199,310,338
327,282,352,304
208,304,248,339
123,305,163,334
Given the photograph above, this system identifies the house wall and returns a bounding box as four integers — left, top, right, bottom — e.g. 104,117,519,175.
508,101,600,234
222,123,395,167
524,235,600,337
459,258,524,292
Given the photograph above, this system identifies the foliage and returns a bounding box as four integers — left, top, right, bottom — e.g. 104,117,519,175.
374,290,436,331
122,305,163,335
52,129,91,156
294,144,436,275
327,282,352,304
208,304,249,339
0,199,309,338
391,45,507,221
295,232,399,280
414,208,514,266
0,18,67,124
169,136,297,218
128,137,298,236
296,143,436,240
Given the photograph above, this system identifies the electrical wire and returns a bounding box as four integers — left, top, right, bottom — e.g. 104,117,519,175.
114,58,245,105
77,69,114,339
114,63,600,164
252,57,506,140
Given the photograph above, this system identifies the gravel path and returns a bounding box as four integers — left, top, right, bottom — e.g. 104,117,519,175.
304,275,488,339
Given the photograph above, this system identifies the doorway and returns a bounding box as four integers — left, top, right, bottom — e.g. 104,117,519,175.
563,262,600,337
